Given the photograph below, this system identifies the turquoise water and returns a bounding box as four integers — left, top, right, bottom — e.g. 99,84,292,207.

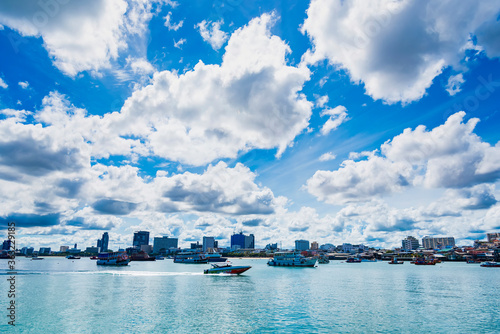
1,258,499,333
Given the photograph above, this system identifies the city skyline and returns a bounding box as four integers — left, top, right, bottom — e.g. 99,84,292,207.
1,1,500,251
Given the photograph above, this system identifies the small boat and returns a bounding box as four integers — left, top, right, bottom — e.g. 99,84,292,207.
66,255,80,259
155,255,165,260
389,257,404,264
204,262,251,275
480,261,500,268
174,252,208,264
346,257,362,263
413,257,437,265
130,251,155,261
31,255,44,260
96,252,130,266
267,252,317,267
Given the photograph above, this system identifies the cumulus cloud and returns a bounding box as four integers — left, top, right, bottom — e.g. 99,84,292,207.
319,152,336,161
0,77,7,89
301,0,500,104
320,105,348,135
196,20,228,50
0,0,164,76
164,11,183,31
307,112,500,205
18,81,29,89
446,73,465,96
110,13,312,165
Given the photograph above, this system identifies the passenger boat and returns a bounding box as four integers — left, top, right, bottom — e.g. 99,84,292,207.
204,262,251,275
130,251,155,261
205,252,228,262
346,257,362,263
173,252,208,264
267,252,317,267
96,252,130,266
480,261,500,268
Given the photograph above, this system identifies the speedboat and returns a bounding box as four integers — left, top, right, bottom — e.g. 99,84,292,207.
204,262,251,275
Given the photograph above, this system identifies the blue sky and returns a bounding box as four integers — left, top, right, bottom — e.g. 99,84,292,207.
1,0,500,250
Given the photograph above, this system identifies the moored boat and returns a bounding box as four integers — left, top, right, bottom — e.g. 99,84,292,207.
130,251,155,261
204,262,251,275
413,257,437,265
205,252,228,262
174,251,208,264
388,257,404,264
96,252,130,266
346,257,362,263
480,261,500,267
66,255,80,259
267,252,317,267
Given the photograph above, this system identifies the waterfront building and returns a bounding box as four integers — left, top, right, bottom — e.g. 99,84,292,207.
85,247,99,254
68,244,81,254
295,240,310,251
60,246,69,252
21,247,34,255
153,236,178,253
342,243,353,253
265,243,278,250
320,243,335,251
133,231,150,247
402,236,419,251
2,239,12,250
311,241,319,250
100,232,109,252
39,247,51,254
487,233,500,242
231,232,255,250
191,242,202,250
203,236,215,252
141,245,153,253
422,236,455,249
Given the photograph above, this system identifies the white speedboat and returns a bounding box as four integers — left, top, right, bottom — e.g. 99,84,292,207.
267,252,317,267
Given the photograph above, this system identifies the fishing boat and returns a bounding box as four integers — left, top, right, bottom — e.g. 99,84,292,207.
388,257,404,264
267,252,317,267
413,257,437,265
203,262,251,275
130,251,155,261
174,251,208,264
96,252,130,266
480,261,500,268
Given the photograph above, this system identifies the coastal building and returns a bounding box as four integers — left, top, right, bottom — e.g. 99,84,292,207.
487,233,500,242
402,236,419,251
133,231,150,248
21,247,34,255
68,244,81,254
99,232,109,252
311,241,319,250
39,247,51,254
342,243,353,253
191,242,202,250
295,240,309,251
265,243,278,250
320,243,335,251
2,240,12,250
153,236,178,253
85,247,99,254
231,232,255,250
60,246,69,252
422,236,455,249
203,236,214,252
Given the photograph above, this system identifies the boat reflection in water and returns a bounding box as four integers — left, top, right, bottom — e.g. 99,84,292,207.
267,252,317,267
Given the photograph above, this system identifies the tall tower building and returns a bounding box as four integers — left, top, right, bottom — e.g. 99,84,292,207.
402,236,419,251
101,232,109,252
133,231,150,247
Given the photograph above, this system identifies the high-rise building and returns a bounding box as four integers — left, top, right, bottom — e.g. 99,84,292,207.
203,236,215,252
295,240,309,251
153,236,178,253
2,240,12,250
311,241,319,250
487,233,500,242
100,232,109,252
133,231,150,247
421,236,455,249
60,246,69,252
39,247,51,254
402,236,419,251
230,232,255,250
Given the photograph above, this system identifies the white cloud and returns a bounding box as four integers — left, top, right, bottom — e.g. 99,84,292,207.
196,20,228,50
319,152,336,162
109,13,312,165
0,77,7,89
0,0,164,77
320,105,348,135
314,94,329,108
164,11,183,31
307,112,500,205
173,38,186,49
446,73,465,96
301,0,500,104
126,56,154,74
18,81,29,89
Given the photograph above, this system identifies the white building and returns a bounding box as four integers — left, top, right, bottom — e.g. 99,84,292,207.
402,236,419,251
421,236,455,249
203,236,215,252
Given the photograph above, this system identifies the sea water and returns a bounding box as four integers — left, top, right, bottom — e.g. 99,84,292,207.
1,258,499,333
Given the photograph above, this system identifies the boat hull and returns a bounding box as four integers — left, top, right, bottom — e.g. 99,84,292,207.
96,259,130,266
267,260,317,267
204,266,251,275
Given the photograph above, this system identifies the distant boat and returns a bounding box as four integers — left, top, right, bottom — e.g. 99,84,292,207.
66,255,80,259
204,262,251,275
155,255,165,260
174,252,208,264
205,252,228,262
90,256,98,260
130,251,155,261
480,261,500,268
389,257,404,264
346,257,362,263
96,252,130,266
31,255,44,260
361,258,377,262
267,252,317,267
413,257,437,265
